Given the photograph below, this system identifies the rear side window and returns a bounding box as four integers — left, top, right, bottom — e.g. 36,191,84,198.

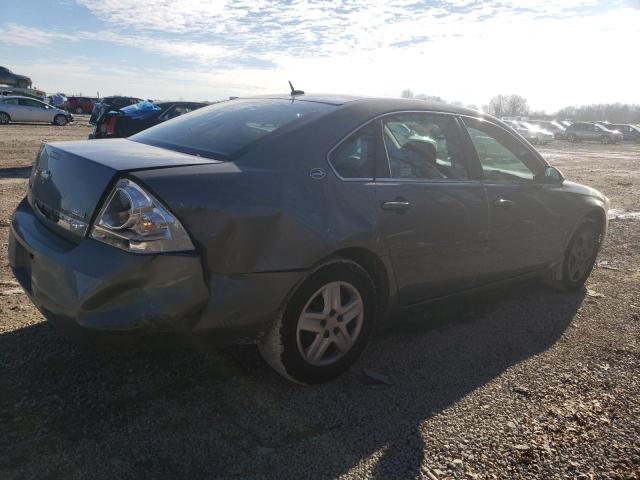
2,98,18,105
132,99,332,159
463,118,542,183
329,122,376,179
381,113,469,180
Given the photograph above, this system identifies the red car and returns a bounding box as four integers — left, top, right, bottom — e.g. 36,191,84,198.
65,96,98,114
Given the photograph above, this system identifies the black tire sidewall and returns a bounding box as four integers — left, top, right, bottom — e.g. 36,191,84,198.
0,112,8,124
54,115,67,126
279,260,375,384
562,221,600,290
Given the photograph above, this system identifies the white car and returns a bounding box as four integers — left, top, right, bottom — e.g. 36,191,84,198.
518,122,554,145
0,95,73,125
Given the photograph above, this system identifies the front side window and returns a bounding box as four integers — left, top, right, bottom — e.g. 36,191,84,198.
381,113,469,180
21,99,44,108
463,118,541,183
328,122,376,179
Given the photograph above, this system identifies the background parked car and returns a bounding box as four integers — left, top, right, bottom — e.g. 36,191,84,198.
517,122,554,144
90,101,207,139
605,124,640,143
0,66,32,89
90,96,143,124
566,122,623,144
0,96,72,125
530,120,567,139
503,120,553,145
65,96,98,114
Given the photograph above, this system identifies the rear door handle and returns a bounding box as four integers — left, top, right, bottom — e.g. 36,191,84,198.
381,199,412,212
494,198,515,209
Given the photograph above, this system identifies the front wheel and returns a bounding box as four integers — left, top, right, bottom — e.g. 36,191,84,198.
560,220,601,290
600,135,611,144
258,259,375,384
0,112,9,124
568,133,578,143
53,114,68,126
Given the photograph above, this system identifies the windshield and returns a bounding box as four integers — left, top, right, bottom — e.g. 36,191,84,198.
131,98,333,159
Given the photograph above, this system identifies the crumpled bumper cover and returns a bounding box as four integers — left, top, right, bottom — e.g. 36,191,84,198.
9,198,208,334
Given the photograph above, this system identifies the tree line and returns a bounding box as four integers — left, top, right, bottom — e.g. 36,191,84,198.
400,90,640,123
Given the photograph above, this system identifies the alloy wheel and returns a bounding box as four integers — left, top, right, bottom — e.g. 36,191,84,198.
567,229,598,282
0,112,8,124
296,281,364,367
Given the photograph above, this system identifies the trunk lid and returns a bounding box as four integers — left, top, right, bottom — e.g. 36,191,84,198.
28,139,220,241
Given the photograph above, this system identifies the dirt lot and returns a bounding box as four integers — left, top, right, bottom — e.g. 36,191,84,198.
1,122,639,479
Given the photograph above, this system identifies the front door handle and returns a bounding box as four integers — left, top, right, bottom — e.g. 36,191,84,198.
381,199,412,212
494,198,515,209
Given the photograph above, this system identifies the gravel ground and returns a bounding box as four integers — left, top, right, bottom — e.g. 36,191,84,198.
0,123,639,479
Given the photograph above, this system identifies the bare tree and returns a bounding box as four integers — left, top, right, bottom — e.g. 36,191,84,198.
506,94,529,116
485,94,529,117
556,103,640,123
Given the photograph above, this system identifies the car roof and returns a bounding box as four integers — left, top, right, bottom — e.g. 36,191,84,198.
238,93,481,116
156,101,208,108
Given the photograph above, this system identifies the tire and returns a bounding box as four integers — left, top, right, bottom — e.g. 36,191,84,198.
53,115,68,126
568,133,578,143
600,135,611,145
559,220,601,291
258,259,376,384
74,107,83,114
0,112,9,124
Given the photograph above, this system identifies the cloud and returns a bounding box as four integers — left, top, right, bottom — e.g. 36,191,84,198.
0,24,77,46
2,1,639,110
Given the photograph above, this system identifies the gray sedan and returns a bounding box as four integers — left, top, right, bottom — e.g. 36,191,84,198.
9,95,609,384
0,96,73,125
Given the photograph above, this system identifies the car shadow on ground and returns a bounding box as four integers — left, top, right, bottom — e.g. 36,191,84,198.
0,281,583,479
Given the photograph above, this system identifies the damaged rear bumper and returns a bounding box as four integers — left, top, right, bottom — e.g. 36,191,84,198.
9,198,301,345
9,198,208,335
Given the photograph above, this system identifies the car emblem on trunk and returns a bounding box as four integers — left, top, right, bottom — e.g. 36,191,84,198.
309,168,326,180
39,169,52,182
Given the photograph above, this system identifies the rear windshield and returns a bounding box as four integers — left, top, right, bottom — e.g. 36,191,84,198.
130,98,333,159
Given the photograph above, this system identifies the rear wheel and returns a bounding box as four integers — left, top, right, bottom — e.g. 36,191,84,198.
600,135,611,144
53,114,68,126
74,107,83,114
258,259,375,384
560,220,601,290
0,112,9,124
568,133,578,143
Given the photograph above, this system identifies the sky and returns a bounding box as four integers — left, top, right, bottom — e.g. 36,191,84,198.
0,0,638,112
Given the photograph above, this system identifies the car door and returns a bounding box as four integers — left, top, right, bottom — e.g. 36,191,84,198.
374,112,489,305
13,98,39,121
1,98,24,120
461,117,564,282
25,99,53,122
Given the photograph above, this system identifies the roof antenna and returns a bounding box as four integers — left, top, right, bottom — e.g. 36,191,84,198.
289,81,305,96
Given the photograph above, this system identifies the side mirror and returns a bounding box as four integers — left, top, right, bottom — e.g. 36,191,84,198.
543,165,564,184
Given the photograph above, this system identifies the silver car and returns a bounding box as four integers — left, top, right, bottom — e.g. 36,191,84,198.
503,120,553,145
0,96,73,125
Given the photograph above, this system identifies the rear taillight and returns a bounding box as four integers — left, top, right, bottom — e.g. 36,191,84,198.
106,116,118,136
